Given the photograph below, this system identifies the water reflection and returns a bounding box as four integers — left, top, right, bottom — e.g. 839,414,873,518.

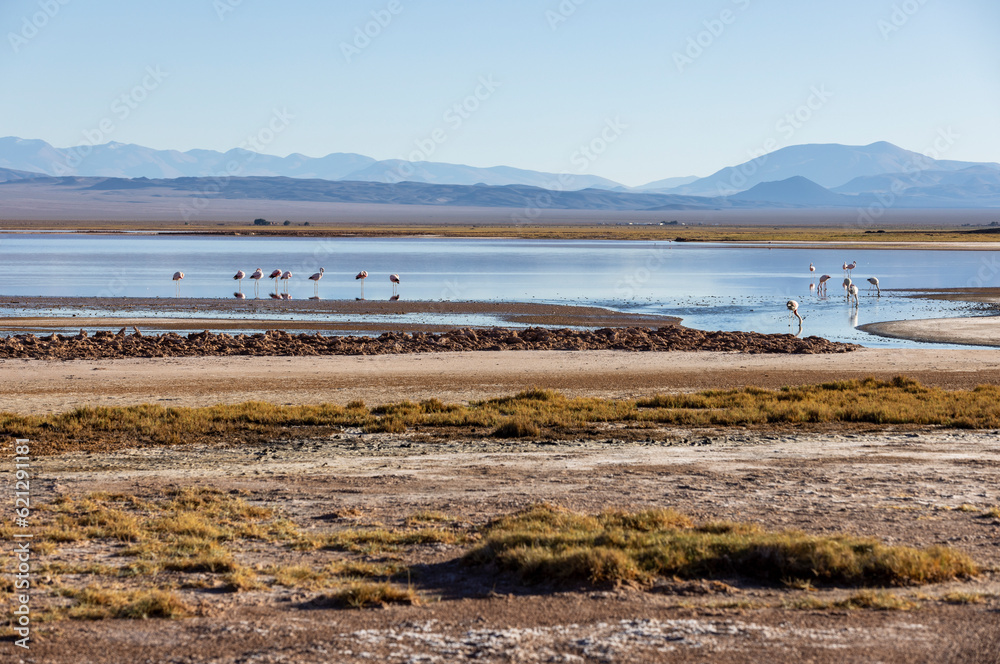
0,234,994,347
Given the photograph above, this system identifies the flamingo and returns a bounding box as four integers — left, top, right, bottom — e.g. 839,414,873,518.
848,283,859,308
867,277,881,297
308,267,324,297
818,274,831,295
172,271,184,296
809,263,815,272
389,273,400,295
355,270,368,299
280,270,292,294
233,269,246,294
786,300,802,324
249,268,263,297
269,269,282,296
846,260,857,276
843,277,853,301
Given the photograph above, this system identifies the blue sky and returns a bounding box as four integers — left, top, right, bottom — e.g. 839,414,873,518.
2,0,998,186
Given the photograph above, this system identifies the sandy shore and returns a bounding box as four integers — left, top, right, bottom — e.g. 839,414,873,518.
861,316,1000,347
3,347,1000,414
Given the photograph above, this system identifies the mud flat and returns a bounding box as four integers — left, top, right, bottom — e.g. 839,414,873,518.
861,317,1000,347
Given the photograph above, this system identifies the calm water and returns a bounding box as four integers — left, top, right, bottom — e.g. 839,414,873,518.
0,234,995,347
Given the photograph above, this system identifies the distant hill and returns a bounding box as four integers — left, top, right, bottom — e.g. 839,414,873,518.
0,136,623,191
730,176,853,207
2,137,999,211
661,142,1000,196
0,166,46,182
634,175,701,192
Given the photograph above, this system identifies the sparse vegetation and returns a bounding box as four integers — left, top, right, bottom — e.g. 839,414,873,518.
7,378,1000,455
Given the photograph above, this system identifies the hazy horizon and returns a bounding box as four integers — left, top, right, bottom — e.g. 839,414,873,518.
2,1,998,186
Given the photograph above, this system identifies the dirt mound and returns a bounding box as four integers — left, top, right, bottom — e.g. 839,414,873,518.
0,326,858,360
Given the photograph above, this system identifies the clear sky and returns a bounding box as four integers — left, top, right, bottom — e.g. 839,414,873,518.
2,0,998,186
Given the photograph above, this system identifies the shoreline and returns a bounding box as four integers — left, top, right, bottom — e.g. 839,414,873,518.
3,347,999,415
860,316,1000,347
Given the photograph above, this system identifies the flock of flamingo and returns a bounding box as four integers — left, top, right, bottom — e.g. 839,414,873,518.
787,260,882,331
170,268,401,300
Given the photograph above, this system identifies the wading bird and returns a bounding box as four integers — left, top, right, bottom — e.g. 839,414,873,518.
786,299,802,324
172,271,184,296
846,260,857,276
787,299,803,336
848,283,859,308
843,277,853,301
280,270,292,294
269,269,282,296
249,268,263,297
308,267,324,297
809,263,815,272
867,276,881,296
355,270,368,299
818,274,831,294
233,269,246,295
389,273,400,295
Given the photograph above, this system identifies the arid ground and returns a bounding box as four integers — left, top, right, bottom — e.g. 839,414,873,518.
2,336,1000,663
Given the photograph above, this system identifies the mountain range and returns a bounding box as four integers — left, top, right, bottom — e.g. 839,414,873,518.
1,137,999,212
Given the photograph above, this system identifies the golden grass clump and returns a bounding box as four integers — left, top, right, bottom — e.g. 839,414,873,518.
60,587,191,620
466,504,978,589
322,582,420,609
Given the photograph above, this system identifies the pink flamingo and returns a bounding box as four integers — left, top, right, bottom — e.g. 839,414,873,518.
848,283,859,308
308,267,324,297
867,276,881,296
355,270,368,299
249,268,263,297
280,270,292,294
809,263,815,272
172,271,184,296
389,273,400,295
818,274,831,294
233,269,246,294
846,260,857,277
269,269,282,296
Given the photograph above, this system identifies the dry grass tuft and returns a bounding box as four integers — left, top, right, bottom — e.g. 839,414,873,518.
467,504,978,589
320,582,420,609
59,587,191,620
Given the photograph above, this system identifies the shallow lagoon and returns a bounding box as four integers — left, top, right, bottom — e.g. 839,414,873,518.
0,234,994,346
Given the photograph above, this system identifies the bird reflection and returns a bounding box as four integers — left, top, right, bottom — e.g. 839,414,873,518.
389,294,400,301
